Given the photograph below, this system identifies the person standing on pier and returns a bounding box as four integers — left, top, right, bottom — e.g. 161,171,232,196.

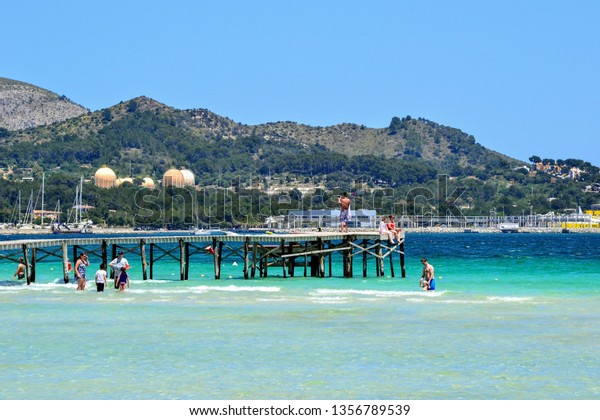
338,192,351,233
109,251,129,289
420,258,435,291
12,258,26,281
75,253,90,291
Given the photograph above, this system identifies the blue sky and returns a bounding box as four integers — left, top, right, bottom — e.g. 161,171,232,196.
3,0,600,165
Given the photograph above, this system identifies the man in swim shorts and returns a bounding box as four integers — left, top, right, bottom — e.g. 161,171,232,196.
420,258,435,290
338,192,351,233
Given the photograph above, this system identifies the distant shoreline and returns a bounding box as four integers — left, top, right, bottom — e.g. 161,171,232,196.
2,226,599,236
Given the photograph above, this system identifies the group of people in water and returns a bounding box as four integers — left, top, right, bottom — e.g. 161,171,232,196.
13,252,131,292
68,251,131,292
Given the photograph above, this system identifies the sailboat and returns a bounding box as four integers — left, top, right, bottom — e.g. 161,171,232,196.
17,190,37,229
8,190,22,228
52,177,93,234
15,172,47,230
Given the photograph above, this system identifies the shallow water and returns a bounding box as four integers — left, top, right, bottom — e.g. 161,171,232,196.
1,233,599,399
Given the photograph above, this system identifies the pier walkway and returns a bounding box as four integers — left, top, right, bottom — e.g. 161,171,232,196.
0,231,405,284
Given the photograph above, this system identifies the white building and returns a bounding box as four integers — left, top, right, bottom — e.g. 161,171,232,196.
287,209,377,228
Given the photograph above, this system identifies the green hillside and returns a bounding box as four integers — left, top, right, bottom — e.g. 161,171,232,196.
0,96,521,183
1,86,599,227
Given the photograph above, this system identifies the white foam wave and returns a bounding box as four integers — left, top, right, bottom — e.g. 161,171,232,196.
189,285,281,293
308,297,349,304
487,296,532,303
0,289,20,294
313,288,446,298
257,297,296,303
407,298,484,304
130,279,171,284
405,296,533,304
127,288,188,295
309,296,349,302
26,282,76,291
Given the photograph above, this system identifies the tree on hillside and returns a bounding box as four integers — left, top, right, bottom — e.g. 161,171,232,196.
388,117,402,135
529,155,541,164
101,108,112,123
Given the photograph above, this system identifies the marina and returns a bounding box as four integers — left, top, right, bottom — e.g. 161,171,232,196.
0,231,406,284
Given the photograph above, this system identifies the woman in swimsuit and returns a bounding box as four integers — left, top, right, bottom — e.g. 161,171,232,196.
75,253,90,291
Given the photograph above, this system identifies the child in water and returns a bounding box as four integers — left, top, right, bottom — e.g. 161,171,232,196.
117,267,129,291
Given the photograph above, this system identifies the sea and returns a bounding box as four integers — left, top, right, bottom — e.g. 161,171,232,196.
0,232,599,400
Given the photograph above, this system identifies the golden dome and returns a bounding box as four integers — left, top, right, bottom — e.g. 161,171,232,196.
180,169,195,186
141,177,155,189
122,177,134,184
163,169,184,187
94,166,117,189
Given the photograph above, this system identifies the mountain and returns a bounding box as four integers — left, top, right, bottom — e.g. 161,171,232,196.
0,93,523,187
2,79,599,223
188,109,523,169
0,77,87,131
0,78,522,175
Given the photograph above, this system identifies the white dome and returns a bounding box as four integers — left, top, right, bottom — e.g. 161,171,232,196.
163,169,185,187
141,177,155,188
180,169,195,186
94,166,117,189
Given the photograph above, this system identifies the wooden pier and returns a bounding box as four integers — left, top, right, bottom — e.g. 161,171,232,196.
0,231,405,284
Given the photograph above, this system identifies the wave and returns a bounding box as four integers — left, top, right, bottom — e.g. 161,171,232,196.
121,284,281,296
312,288,446,298
0,280,26,288
308,296,350,304
130,279,171,284
487,296,532,303
22,282,75,291
189,285,281,293
405,296,534,304
127,288,188,295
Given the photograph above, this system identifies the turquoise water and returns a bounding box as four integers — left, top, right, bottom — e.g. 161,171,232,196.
1,233,599,399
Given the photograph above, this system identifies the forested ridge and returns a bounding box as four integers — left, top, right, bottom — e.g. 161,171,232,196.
1,86,599,227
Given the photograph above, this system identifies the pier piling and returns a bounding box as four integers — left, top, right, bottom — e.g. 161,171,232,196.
62,242,69,284
0,231,406,282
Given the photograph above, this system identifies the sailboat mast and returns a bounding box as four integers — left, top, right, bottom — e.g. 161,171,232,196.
18,190,21,224
79,176,83,224
25,190,34,225
41,172,45,227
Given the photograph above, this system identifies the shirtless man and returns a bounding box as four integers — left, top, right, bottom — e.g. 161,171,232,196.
338,192,351,233
420,258,435,290
12,258,26,280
